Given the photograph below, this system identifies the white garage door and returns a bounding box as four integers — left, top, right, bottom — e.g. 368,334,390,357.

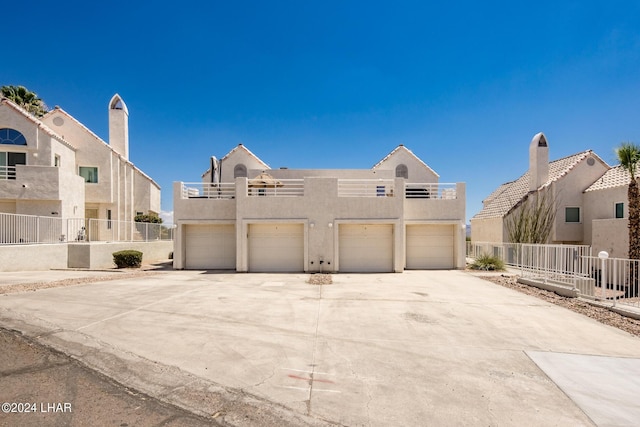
406,224,454,269
185,224,236,269
339,224,393,272
248,224,304,272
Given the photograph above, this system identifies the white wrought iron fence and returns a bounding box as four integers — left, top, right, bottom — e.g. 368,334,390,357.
247,179,304,197
468,242,640,312
0,213,174,245
338,179,396,197
578,256,640,309
405,183,457,199
182,182,236,199
467,242,591,287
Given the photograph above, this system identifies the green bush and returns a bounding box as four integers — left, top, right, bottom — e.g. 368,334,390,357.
113,250,143,268
134,214,162,224
470,253,505,271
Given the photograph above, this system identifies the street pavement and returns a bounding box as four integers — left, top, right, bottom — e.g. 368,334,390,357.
1,269,640,426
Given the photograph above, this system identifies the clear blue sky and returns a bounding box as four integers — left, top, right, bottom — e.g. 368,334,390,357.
4,1,640,223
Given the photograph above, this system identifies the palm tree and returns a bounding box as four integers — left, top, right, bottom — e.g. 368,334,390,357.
1,85,48,117
616,142,640,260
616,142,640,297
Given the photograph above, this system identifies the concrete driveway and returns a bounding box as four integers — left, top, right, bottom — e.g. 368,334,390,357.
2,270,640,426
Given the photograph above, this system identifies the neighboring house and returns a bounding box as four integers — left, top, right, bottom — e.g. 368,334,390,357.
583,166,639,258
471,132,631,252
0,94,160,230
173,144,466,272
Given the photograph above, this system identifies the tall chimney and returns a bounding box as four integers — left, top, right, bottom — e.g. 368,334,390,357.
529,132,549,191
108,94,129,160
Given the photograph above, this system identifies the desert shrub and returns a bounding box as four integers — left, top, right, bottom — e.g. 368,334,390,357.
470,253,505,271
113,250,143,268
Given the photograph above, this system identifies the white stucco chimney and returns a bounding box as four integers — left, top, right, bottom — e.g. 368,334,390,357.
529,132,549,191
108,94,129,160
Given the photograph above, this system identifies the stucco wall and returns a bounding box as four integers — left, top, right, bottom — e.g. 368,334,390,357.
372,148,439,183
0,244,68,271
552,158,608,243
68,241,173,269
583,186,628,245
590,218,628,258
470,217,505,243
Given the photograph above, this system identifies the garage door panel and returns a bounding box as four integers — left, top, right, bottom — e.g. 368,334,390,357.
339,224,393,272
249,224,304,272
185,224,236,269
406,225,454,270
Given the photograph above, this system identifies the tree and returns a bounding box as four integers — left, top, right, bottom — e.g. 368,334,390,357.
615,142,640,260
506,190,557,244
1,85,48,117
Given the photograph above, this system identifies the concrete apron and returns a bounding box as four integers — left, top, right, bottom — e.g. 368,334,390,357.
1,270,640,426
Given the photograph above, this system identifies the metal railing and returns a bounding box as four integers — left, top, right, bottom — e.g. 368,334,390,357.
578,256,640,309
468,242,640,312
405,183,457,199
338,179,396,197
247,179,304,197
0,212,174,245
0,166,17,180
182,182,236,199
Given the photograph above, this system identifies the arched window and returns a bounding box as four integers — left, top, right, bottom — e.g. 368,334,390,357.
0,128,27,145
234,164,247,178
395,164,408,179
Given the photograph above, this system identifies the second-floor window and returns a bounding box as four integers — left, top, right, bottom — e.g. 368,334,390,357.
79,166,98,183
565,207,581,223
615,202,624,219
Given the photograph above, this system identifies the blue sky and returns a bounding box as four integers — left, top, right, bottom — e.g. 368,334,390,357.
3,1,640,223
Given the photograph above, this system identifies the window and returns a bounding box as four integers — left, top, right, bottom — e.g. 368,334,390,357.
0,128,27,145
395,164,408,179
0,151,26,179
107,209,112,229
54,155,61,167
376,185,386,196
615,202,624,219
234,164,247,178
79,166,98,183
565,207,580,223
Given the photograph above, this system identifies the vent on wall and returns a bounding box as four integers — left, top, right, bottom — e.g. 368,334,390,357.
587,157,595,166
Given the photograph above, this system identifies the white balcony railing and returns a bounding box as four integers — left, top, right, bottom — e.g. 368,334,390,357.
182,182,236,199
405,183,457,199
338,179,396,197
247,179,304,197
0,166,17,180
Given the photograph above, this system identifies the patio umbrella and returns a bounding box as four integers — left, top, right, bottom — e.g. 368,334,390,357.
248,171,283,188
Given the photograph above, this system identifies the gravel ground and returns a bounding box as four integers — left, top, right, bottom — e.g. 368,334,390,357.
477,273,640,338
0,270,162,295
307,273,333,285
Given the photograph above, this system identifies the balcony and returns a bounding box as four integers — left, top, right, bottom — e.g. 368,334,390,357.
178,180,459,200
0,165,62,200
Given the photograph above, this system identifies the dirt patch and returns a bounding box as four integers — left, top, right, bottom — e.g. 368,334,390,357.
308,273,333,285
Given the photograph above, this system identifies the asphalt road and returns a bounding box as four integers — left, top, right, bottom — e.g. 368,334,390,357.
0,327,218,427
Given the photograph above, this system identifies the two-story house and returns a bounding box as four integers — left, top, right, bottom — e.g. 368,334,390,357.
471,132,639,259
173,144,466,272
0,94,160,241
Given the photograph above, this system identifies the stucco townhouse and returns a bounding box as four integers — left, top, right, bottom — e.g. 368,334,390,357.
173,144,466,272
0,94,160,243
